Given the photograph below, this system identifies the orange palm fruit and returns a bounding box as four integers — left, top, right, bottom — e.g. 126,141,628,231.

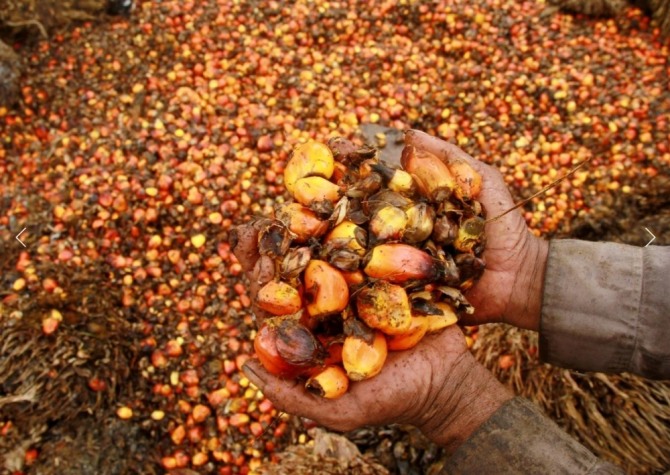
400,145,456,202
342,331,387,381
387,316,429,351
425,302,458,332
275,203,329,243
306,365,349,399
257,281,302,316
304,260,349,318
284,141,335,195
363,243,439,284
371,161,415,194
292,176,341,206
356,281,412,335
340,269,366,287
446,157,482,200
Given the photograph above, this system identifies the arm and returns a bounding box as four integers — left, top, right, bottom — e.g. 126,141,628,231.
540,240,670,380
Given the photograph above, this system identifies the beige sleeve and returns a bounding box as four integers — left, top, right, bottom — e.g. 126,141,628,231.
540,240,670,379
443,397,623,474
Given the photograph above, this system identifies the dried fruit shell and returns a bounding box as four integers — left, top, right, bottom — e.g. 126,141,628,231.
254,322,305,378
275,319,326,367
323,221,367,255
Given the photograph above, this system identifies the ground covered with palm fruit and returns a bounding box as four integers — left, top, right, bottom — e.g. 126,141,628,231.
0,0,669,474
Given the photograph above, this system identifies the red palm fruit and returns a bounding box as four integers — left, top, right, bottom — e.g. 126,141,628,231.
257,281,302,316
254,322,305,379
356,281,412,335
363,243,439,284
304,260,349,318
342,331,387,381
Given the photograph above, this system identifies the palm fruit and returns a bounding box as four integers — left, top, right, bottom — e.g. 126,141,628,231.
342,331,388,381
306,366,349,399
284,141,335,195
356,281,412,335
246,137,485,397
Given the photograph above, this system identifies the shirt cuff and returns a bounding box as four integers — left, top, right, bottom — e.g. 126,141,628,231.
443,397,622,474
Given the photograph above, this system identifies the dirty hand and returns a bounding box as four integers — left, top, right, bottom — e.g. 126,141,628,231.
405,130,548,331
241,323,512,453
230,213,512,453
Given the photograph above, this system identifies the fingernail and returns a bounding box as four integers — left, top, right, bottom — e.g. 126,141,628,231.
242,362,266,388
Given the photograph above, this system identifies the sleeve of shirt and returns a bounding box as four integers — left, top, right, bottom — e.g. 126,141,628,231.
539,240,670,380
443,397,623,474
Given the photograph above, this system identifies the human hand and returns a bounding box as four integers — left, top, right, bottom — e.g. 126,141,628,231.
405,130,548,330
241,325,512,453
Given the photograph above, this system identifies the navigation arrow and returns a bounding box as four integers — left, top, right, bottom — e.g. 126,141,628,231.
15,227,27,247
644,228,656,247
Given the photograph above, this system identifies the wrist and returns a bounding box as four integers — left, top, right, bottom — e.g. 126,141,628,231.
416,351,514,453
504,235,549,331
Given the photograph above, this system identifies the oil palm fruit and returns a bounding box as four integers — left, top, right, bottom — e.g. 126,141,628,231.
306,365,349,399
284,141,335,195
356,280,412,335
342,331,387,381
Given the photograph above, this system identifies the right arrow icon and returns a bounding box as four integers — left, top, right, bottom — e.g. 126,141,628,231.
644,228,656,247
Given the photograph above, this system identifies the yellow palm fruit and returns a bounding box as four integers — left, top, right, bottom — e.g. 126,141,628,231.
323,220,367,255
369,206,408,241
342,331,387,381
371,161,415,194
454,217,486,253
284,141,335,195
403,202,435,243
425,302,458,332
305,365,349,399
292,176,341,206
356,281,412,335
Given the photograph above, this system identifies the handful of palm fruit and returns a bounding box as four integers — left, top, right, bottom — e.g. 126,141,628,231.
251,137,485,398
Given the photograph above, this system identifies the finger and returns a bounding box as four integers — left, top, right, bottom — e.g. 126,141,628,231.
230,223,261,273
405,129,516,220
242,359,363,431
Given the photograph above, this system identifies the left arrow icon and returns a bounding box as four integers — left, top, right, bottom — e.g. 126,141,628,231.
16,228,27,247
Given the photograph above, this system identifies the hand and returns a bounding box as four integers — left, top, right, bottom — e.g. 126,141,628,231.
405,130,548,330
241,326,513,453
